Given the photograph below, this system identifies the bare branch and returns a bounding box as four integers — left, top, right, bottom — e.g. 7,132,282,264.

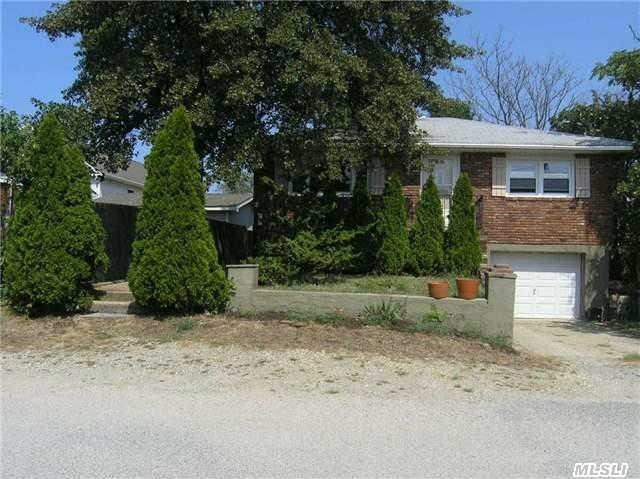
447,32,581,129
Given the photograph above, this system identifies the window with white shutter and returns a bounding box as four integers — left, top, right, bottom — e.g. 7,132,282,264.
492,157,507,197
421,156,460,228
421,156,460,196
367,159,386,195
575,157,591,198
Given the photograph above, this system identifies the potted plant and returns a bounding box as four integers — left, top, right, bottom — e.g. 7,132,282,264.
456,278,480,300
428,280,449,299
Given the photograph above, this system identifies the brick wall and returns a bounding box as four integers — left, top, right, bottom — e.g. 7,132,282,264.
460,152,623,247
402,185,421,223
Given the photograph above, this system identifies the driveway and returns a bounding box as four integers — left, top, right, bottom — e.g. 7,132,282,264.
515,319,640,404
515,319,639,361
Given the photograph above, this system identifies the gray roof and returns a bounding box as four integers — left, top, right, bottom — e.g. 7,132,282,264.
94,191,142,207
102,161,147,186
205,192,253,210
417,117,634,152
95,191,252,210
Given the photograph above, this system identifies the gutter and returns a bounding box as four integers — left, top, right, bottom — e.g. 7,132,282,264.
102,172,145,189
204,196,253,213
424,142,634,152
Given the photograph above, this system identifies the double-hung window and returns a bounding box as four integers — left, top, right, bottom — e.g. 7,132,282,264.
542,161,571,194
508,161,537,194
507,159,573,197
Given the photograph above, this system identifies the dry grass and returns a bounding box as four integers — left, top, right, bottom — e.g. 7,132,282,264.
272,274,486,298
622,353,640,363
0,307,555,370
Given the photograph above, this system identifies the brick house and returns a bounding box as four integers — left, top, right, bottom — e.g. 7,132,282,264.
380,118,632,320
278,118,631,320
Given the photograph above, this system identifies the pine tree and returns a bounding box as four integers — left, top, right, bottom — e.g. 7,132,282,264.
410,175,445,275
346,173,373,228
445,173,482,276
376,173,409,274
347,173,377,272
128,107,231,313
3,114,108,315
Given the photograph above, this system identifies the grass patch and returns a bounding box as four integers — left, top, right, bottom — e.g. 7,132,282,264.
286,310,349,325
174,317,197,333
622,353,640,363
271,274,485,298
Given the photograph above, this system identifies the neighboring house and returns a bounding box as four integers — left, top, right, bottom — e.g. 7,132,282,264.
91,161,253,229
205,192,253,230
91,161,146,207
0,171,12,220
278,117,633,321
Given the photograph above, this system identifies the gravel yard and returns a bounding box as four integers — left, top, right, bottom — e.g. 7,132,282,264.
2,311,638,478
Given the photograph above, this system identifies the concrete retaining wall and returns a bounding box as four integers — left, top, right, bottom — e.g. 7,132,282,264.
226,265,516,340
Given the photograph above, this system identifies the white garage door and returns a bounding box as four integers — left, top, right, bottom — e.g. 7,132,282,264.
491,252,580,320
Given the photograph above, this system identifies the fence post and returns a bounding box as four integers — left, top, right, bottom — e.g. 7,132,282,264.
486,269,517,340
226,264,258,311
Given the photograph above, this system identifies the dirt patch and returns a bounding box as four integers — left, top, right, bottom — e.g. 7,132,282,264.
0,309,556,370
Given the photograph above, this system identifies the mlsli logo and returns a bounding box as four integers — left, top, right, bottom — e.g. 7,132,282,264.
573,462,629,478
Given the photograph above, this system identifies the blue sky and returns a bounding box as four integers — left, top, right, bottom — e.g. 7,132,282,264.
2,1,638,116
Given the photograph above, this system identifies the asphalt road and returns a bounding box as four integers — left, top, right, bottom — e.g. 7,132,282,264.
2,371,639,479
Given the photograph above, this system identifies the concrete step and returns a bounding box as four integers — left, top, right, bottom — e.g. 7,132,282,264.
91,300,139,315
94,291,135,302
93,281,132,293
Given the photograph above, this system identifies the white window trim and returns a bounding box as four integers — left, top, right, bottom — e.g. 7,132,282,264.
506,156,575,198
288,169,357,197
336,168,357,197
420,155,460,194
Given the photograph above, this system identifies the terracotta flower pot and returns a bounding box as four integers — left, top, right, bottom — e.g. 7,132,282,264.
456,278,480,300
428,281,449,299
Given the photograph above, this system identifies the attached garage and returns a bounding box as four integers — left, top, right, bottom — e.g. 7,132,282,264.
491,252,581,320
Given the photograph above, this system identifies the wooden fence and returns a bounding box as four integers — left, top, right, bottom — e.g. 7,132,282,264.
95,204,252,280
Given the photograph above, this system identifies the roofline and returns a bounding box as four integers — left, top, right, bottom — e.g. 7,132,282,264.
204,196,253,212
103,172,145,188
425,142,634,152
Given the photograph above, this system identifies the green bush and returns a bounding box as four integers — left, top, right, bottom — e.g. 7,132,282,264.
360,300,407,327
2,114,108,316
288,228,356,279
128,107,231,313
376,173,409,274
410,175,445,274
253,226,355,284
445,173,482,276
252,255,294,286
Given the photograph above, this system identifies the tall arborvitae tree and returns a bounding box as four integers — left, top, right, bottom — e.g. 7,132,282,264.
128,107,231,313
3,114,108,315
410,175,445,275
376,173,409,274
347,173,376,272
347,173,373,228
445,173,482,276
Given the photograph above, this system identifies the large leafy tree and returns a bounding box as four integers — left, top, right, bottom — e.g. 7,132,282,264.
128,107,231,313
0,108,33,185
551,38,640,287
3,114,108,315
26,1,469,193
1,100,132,185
